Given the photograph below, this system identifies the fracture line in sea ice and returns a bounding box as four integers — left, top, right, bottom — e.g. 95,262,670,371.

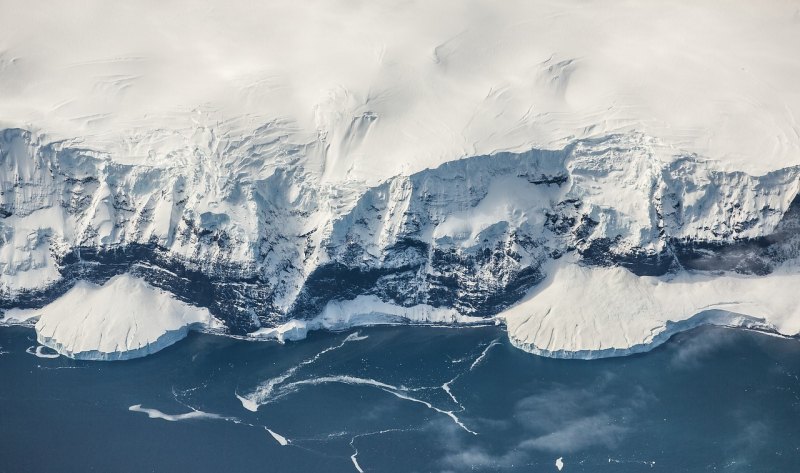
441,338,502,412
131,403,293,451
384,387,477,435
442,380,462,409
26,345,60,359
128,404,234,422
351,453,364,473
349,428,413,473
608,457,656,467
271,375,478,435
238,333,482,436
470,338,501,371
238,331,368,411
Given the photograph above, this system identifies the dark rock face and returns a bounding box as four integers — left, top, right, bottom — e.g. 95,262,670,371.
1,244,266,334
671,195,800,275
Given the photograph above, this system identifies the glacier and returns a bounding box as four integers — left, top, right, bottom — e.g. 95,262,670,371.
1,1,800,359
5,274,221,360
3,130,800,360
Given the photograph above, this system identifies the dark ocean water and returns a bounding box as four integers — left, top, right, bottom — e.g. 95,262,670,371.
1,324,800,473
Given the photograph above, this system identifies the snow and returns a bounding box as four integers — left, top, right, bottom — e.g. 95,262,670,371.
0,207,64,292
317,295,485,327
1,0,798,182
1,307,40,325
501,259,800,359
249,295,486,342
432,174,551,246
249,319,309,343
31,274,221,360
246,261,800,361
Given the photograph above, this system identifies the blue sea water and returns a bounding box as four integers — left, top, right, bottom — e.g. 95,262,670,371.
1,324,800,472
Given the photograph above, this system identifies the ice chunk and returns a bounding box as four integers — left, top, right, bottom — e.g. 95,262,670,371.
265,428,289,446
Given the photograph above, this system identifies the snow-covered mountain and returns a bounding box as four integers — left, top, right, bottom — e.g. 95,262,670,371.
1,0,800,359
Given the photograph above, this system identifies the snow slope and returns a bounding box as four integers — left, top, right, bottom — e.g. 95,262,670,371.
1,0,799,179
26,274,218,360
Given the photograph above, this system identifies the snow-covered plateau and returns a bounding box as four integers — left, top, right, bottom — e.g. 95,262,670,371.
1,0,800,360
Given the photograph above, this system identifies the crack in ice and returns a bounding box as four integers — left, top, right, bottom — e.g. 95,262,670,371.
128,404,233,422
608,457,656,467
382,386,477,435
161,385,293,447
348,428,417,473
441,380,462,410
437,338,503,424
243,368,480,435
236,332,507,462
469,338,501,371
238,332,368,411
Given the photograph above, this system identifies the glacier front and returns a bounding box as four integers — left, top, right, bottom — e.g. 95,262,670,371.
13,274,221,360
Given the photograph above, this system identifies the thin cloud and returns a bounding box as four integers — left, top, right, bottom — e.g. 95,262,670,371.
669,326,737,369
432,374,655,471
519,413,629,452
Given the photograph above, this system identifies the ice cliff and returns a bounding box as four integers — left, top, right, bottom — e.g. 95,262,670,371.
3,130,800,359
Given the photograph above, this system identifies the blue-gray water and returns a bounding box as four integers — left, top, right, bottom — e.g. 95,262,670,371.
1,324,800,473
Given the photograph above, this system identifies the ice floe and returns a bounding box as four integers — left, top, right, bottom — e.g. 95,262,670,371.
266,427,289,446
